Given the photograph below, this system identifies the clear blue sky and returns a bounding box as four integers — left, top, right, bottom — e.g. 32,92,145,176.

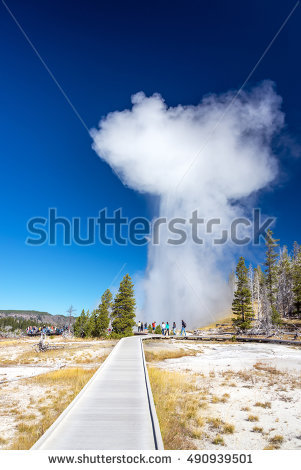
0,0,300,315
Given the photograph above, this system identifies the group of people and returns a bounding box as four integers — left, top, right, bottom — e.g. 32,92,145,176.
137,320,187,336
26,325,67,336
137,321,147,332
150,320,187,336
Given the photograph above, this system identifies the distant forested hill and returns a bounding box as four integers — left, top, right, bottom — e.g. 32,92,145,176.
0,310,75,327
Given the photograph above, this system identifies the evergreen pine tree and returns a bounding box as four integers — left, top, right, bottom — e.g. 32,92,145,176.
87,309,98,337
74,309,89,337
97,289,113,336
248,264,254,315
253,265,264,321
293,241,300,261
232,257,254,330
111,274,136,336
261,284,272,334
264,229,281,324
292,249,301,317
276,246,293,317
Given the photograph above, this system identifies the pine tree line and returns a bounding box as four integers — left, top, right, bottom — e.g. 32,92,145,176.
232,230,301,331
73,274,136,338
0,316,43,332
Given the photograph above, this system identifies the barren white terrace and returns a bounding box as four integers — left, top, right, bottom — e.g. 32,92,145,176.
148,340,301,450
157,341,301,374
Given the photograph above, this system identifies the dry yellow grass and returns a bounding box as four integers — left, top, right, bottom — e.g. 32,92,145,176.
223,424,235,434
255,401,271,409
247,415,259,422
147,367,201,449
0,342,112,366
28,367,96,387
252,426,263,433
207,417,223,429
9,367,97,449
269,435,284,446
212,434,225,445
145,348,199,363
211,394,228,404
253,362,283,375
207,418,234,434
0,339,21,347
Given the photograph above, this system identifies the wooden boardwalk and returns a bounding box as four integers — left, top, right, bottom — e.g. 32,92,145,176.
32,336,163,450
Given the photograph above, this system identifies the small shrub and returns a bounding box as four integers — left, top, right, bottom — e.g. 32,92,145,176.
211,395,220,404
17,422,35,433
255,401,271,409
252,426,263,433
241,406,250,412
208,418,222,429
211,395,227,404
223,423,235,434
270,435,283,445
109,332,129,339
196,416,205,427
212,435,225,445
190,428,203,439
247,415,259,422
154,325,162,335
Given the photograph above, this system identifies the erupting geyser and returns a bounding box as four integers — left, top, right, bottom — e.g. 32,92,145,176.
91,81,284,327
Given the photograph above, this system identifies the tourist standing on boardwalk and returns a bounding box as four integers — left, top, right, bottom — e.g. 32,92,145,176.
172,322,176,335
180,320,187,336
152,321,156,332
161,322,166,335
166,322,170,336
137,321,141,332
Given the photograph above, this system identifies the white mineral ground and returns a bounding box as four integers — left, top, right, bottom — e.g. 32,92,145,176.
0,338,300,449
0,337,116,447
145,340,301,450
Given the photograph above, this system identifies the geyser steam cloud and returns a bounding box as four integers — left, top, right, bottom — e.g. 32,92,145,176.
91,81,284,327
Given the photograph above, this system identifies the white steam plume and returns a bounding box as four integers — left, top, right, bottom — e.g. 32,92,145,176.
91,81,284,327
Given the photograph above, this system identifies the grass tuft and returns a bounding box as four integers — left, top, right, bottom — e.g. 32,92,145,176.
247,415,259,422
252,426,263,433
223,423,235,434
254,401,271,409
241,406,250,412
212,435,225,445
269,435,284,446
